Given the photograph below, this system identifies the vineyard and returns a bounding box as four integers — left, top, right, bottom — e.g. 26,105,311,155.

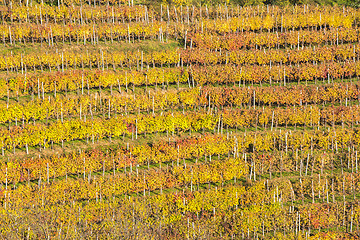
1,0,360,239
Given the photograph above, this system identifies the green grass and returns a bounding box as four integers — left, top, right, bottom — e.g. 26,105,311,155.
0,39,180,55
